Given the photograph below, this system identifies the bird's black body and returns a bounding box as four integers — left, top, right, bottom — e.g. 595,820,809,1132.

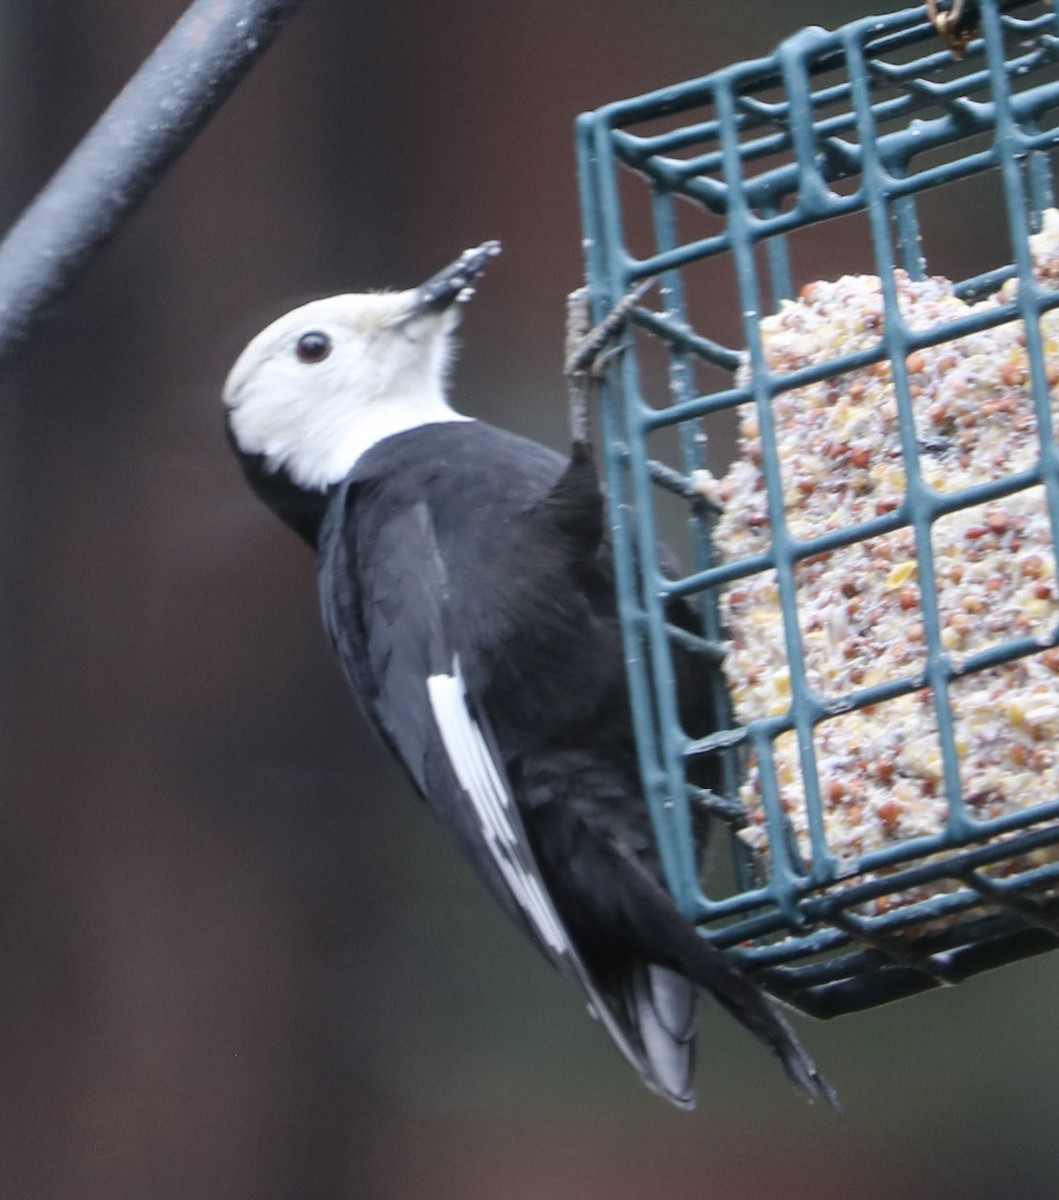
233,416,835,1108
320,423,668,929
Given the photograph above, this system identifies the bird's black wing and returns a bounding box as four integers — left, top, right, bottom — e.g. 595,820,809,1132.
517,444,836,1109
317,485,656,1083
319,437,834,1110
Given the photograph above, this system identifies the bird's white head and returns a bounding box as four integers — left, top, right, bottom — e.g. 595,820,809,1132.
223,241,501,491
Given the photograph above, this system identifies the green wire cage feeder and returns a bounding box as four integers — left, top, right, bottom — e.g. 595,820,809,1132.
576,0,1059,1017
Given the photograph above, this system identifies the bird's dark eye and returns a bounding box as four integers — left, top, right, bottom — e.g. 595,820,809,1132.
295,331,332,364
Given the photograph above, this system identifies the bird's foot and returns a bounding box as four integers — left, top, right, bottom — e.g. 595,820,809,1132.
564,279,656,378
926,0,975,57
692,787,748,826
564,279,655,444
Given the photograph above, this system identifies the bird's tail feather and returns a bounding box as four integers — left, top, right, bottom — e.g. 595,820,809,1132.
663,917,839,1109
624,962,698,1108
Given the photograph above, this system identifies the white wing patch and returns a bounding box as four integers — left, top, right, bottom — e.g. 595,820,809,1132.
426,655,683,1103
427,659,568,954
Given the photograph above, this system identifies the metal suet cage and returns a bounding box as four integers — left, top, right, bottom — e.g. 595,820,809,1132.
575,0,1059,1017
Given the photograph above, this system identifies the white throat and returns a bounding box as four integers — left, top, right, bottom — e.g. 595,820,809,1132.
318,389,473,485
229,381,472,492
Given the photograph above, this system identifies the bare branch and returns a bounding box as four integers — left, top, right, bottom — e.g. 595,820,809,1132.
0,0,305,370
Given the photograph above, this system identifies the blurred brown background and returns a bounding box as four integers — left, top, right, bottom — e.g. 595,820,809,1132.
2,2,1058,1197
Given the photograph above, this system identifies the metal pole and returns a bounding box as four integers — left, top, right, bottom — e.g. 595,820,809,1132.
0,0,306,369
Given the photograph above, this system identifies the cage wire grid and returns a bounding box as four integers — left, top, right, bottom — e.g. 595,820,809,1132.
576,0,1059,1016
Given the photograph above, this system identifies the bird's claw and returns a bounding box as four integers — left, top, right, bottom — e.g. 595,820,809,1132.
926,0,975,57
564,278,656,379
693,788,748,826
564,279,656,444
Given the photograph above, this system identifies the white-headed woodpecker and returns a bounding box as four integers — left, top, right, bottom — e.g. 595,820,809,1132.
222,243,836,1110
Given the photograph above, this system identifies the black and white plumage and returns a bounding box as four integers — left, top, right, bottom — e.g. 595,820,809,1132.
223,243,836,1110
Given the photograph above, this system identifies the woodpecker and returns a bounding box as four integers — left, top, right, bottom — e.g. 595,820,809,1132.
223,242,836,1110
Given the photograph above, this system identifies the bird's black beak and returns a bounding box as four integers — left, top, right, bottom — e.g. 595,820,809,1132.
411,241,502,317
